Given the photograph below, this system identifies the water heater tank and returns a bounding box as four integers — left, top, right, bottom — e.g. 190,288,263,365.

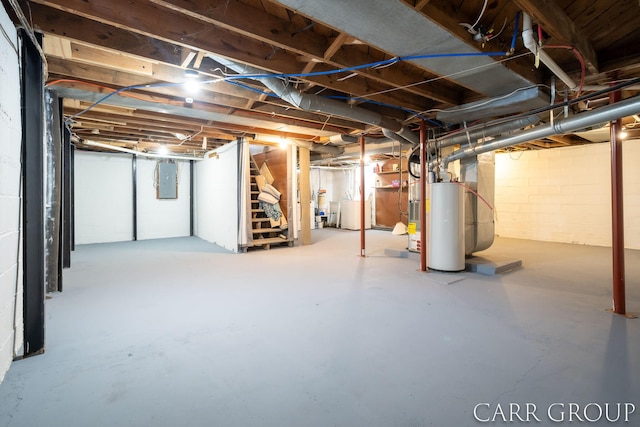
428,182,465,272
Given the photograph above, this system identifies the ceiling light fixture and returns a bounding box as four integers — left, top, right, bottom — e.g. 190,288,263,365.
183,70,201,94
184,79,201,94
158,145,169,156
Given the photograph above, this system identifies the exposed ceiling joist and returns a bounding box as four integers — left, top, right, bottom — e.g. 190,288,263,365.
514,0,599,74
10,0,639,159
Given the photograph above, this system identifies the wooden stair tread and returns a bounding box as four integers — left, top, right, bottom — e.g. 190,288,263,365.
253,237,289,245
252,228,281,233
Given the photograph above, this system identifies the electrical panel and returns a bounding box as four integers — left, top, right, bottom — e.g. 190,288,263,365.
157,161,177,199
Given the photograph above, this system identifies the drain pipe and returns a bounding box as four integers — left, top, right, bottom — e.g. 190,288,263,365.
442,95,640,167
212,56,418,141
522,12,577,92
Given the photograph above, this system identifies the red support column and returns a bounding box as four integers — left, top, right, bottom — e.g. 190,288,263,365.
419,120,427,271
609,88,626,315
360,135,366,257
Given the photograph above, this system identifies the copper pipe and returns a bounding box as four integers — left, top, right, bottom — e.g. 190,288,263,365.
419,120,427,271
610,88,626,314
360,135,366,257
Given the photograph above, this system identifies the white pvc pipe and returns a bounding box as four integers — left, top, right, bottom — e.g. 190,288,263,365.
522,12,577,91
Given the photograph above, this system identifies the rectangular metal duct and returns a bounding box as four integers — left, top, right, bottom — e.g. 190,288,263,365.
274,0,535,97
436,86,550,124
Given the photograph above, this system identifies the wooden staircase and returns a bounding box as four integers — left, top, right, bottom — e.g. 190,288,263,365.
246,156,292,250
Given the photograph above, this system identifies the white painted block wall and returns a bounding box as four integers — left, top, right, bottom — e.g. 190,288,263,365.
495,141,640,249
0,6,22,382
136,158,191,240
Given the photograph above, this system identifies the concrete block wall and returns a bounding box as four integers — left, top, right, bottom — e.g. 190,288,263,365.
0,7,21,382
495,140,640,249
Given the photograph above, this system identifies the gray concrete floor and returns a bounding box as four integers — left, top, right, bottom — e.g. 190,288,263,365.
1,230,639,427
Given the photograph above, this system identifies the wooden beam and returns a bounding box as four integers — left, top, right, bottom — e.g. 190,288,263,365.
29,2,183,65
33,2,431,114
324,33,347,61
299,146,312,245
35,2,437,115
545,135,573,146
47,59,252,109
514,0,599,74
193,50,206,69
144,0,462,105
57,41,155,76
180,51,196,68
418,1,543,89
414,0,432,10
42,36,72,58
47,47,362,131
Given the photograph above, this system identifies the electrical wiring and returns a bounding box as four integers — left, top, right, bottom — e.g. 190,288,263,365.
445,76,640,133
370,51,531,101
412,84,544,117
52,23,548,137
196,79,443,127
324,95,442,126
459,0,488,34
454,181,493,210
46,79,157,103
58,40,525,129
226,80,276,96
218,51,513,82
485,17,508,42
406,58,631,124
7,0,48,78
0,21,18,55
63,79,218,126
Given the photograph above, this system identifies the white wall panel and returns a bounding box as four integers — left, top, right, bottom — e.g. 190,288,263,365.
495,141,640,249
0,5,21,383
195,143,239,252
136,159,190,240
74,152,133,244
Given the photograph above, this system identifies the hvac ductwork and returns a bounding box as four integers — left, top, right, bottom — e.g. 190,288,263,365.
291,139,343,156
382,128,420,146
211,56,418,144
434,115,541,149
443,95,640,166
